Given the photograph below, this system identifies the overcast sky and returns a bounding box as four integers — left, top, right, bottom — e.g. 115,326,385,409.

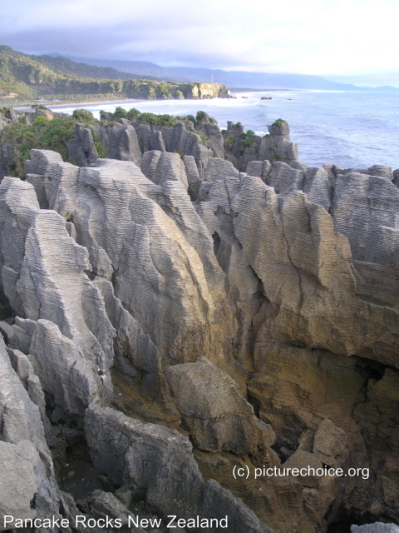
2,0,399,85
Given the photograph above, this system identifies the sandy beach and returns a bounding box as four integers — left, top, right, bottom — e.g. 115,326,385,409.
12,98,146,113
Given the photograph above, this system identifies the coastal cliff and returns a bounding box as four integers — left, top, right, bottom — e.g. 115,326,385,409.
0,112,398,532
0,46,231,103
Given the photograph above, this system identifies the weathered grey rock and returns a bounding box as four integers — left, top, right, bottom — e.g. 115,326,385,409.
246,160,264,177
303,166,331,211
352,260,399,309
258,120,298,163
114,484,133,507
200,174,399,367
68,123,98,166
313,418,348,466
0,320,14,344
183,154,202,200
13,318,105,415
351,524,399,532
87,490,135,525
141,150,189,190
85,404,272,533
322,163,341,184
246,160,272,180
265,161,304,194
165,359,272,454
25,148,65,209
0,334,71,531
97,123,141,165
44,156,229,365
93,277,169,407
367,165,392,179
0,176,116,414
198,122,225,158
222,121,264,171
0,440,41,526
2,135,399,532
132,120,212,171
0,177,41,314
331,172,399,266
203,157,239,182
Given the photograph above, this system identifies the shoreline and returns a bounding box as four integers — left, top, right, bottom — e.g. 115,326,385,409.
13,98,147,113
48,98,147,110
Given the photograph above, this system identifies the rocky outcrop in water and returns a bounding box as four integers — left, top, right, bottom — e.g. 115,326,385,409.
0,116,399,532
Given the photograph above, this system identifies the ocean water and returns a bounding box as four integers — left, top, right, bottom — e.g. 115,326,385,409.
53,89,399,170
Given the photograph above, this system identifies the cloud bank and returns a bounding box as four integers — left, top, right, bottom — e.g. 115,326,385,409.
2,0,399,82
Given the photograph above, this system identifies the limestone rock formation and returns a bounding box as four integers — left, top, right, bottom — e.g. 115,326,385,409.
0,112,399,533
68,123,99,166
0,176,116,415
165,359,274,454
0,334,75,531
85,404,271,533
351,525,399,533
95,121,141,165
258,119,298,163
141,150,189,190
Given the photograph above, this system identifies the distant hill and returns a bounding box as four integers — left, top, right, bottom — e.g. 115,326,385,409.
32,54,160,81
165,69,359,90
373,85,399,92
0,46,229,101
66,55,165,79
67,54,360,91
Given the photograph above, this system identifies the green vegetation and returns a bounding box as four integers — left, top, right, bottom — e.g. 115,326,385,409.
72,108,97,125
100,108,179,127
240,129,255,148
127,108,140,119
196,130,208,145
224,128,256,152
196,110,208,124
0,104,213,179
186,115,196,125
2,114,79,177
272,118,286,127
139,112,178,127
224,136,236,150
110,106,130,120
92,134,106,158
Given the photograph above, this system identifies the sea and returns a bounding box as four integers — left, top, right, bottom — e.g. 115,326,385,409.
51,89,399,171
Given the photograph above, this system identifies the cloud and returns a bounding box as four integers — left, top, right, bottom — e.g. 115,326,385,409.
1,0,399,82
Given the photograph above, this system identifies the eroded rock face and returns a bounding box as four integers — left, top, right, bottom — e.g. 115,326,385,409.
96,122,141,165
258,120,298,163
0,177,115,414
165,359,273,454
85,404,272,533
0,335,75,531
1,129,399,533
68,123,99,167
195,170,399,530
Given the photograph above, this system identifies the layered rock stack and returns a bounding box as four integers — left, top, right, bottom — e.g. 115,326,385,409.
0,117,398,532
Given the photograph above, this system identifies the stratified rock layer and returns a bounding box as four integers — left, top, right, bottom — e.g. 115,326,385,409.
0,115,398,533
